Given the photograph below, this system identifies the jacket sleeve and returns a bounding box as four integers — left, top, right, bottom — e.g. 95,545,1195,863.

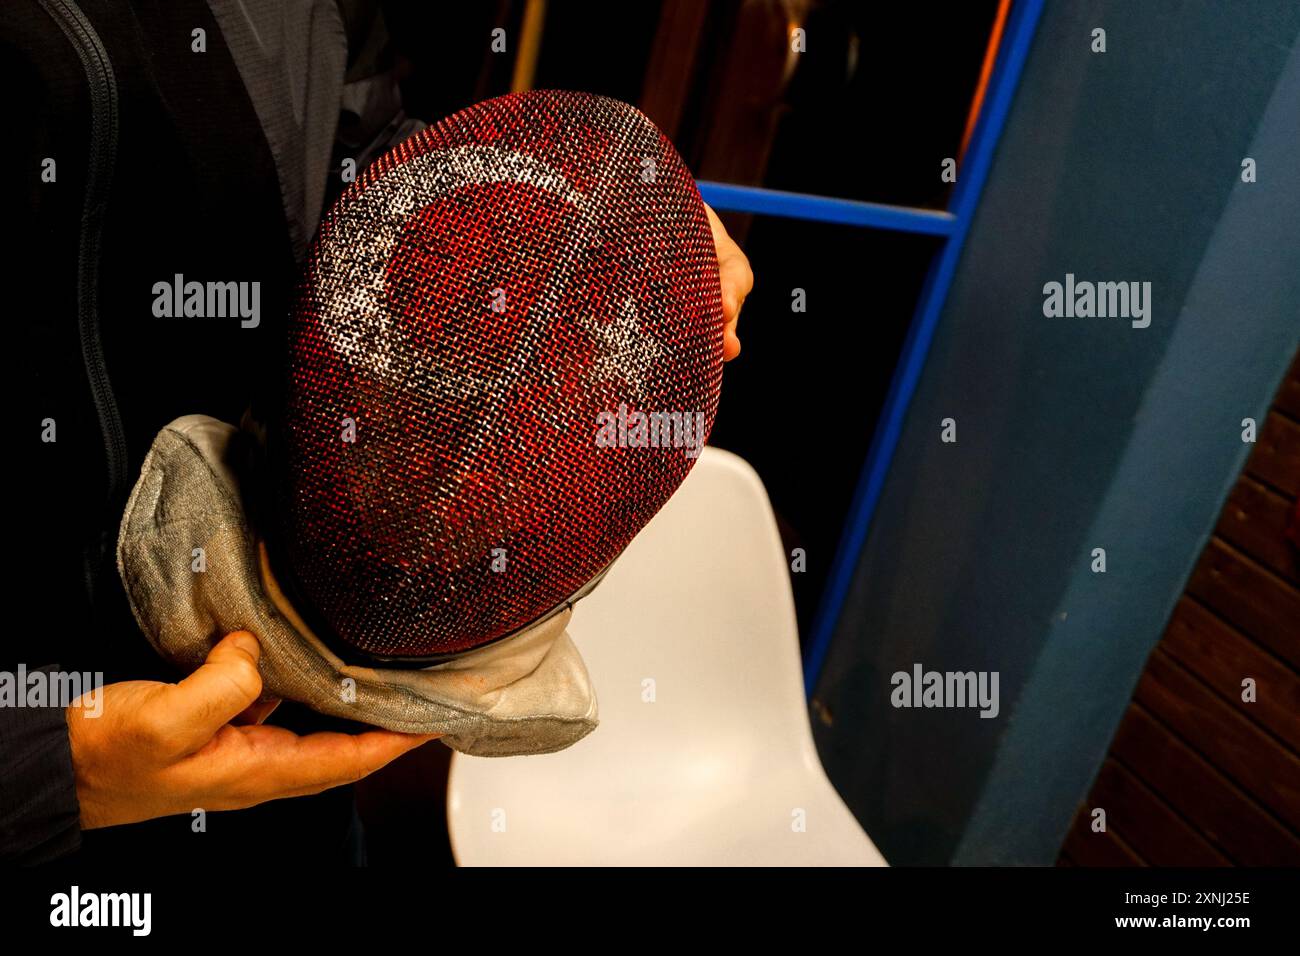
0,665,82,864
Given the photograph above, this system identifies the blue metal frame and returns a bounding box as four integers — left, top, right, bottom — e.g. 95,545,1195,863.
697,182,957,235
696,0,1046,696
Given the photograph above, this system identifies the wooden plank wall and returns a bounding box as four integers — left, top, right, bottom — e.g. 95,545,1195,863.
1059,351,1300,866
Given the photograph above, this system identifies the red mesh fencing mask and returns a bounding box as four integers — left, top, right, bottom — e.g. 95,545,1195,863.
272,90,725,663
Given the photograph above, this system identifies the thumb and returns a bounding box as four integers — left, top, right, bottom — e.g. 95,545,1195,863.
162,631,265,751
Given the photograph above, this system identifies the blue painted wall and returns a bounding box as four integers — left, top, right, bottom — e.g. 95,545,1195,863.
811,0,1300,865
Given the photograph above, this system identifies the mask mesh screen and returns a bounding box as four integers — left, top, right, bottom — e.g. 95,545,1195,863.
277,90,724,659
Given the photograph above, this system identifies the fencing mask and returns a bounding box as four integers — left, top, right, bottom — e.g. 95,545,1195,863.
273,88,724,663
118,90,724,754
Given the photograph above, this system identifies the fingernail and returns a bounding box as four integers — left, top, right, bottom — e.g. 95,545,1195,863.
232,632,261,656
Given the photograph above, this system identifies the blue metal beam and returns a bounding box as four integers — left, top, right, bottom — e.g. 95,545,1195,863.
802,0,1047,694
698,181,957,236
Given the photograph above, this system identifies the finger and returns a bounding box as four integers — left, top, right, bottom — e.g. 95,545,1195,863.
720,284,741,324
719,249,754,296
704,203,753,326
168,725,441,810
155,632,264,753
703,202,725,240
189,728,439,806
723,326,741,361
718,257,753,319
273,730,439,794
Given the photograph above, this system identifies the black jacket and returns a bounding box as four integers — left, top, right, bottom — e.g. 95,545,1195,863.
3,0,417,864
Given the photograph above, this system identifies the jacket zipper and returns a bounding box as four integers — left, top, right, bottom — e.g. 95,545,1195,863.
40,0,127,597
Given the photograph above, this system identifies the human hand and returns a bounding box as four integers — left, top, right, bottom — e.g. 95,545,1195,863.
66,631,437,829
705,203,754,361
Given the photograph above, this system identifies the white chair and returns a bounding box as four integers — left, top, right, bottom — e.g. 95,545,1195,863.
446,447,887,866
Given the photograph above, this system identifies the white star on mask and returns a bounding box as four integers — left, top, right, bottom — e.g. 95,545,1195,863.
578,298,664,397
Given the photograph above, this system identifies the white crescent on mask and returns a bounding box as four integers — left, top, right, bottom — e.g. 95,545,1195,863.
312,139,668,474
314,144,591,393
